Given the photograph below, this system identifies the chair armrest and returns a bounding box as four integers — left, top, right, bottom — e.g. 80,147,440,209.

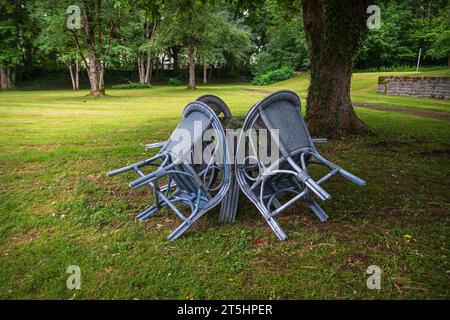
312,138,327,144
145,141,167,149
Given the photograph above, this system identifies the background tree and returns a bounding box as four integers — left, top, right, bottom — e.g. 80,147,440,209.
357,2,416,69
196,7,251,84
426,9,450,67
157,1,250,88
301,0,371,138
356,0,450,69
251,16,308,76
0,0,29,89
411,1,450,68
69,0,129,96
34,1,82,90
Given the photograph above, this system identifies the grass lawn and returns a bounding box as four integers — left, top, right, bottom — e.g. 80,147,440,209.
0,69,449,299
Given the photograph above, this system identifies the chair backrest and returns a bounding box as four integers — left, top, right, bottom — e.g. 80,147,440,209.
163,103,214,158
196,94,232,126
256,91,314,155
161,102,216,195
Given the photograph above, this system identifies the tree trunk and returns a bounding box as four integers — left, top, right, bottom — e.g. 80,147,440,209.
0,67,6,89
68,64,76,90
187,35,196,89
0,67,14,89
144,55,152,84
79,1,107,97
203,65,207,84
302,0,369,138
138,56,144,84
154,57,159,77
208,66,213,80
75,60,79,90
159,53,166,75
86,51,105,96
171,46,179,74
100,61,106,89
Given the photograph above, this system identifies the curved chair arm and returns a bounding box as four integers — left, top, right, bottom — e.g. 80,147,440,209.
145,141,167,149
312,138,327,144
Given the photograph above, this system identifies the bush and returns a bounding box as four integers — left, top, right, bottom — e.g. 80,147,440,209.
168,78,182,86
251,66,295,86
111,82,151,89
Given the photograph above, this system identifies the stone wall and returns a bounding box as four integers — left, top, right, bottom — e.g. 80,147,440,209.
378,76,450,100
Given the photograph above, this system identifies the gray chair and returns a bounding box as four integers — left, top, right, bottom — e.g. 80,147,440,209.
108,101,232,241
235,90,365,240
196,94,232,127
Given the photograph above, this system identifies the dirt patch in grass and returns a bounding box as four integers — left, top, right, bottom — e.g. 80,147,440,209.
10,228,41,246
419,149,450,157
366,140,413,151
354,103,450,121
243,88,272,94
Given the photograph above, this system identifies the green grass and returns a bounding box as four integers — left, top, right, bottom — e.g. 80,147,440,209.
0,69,449,299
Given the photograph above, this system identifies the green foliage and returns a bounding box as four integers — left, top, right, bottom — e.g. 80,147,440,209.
355,65,449,73
156,3,251,69
111,82,152,89
357,2,416,68
251,66,294,85
419,6,450,62
357,0,450,68
168,77,182,86
252,17,308,76
0,2,28,68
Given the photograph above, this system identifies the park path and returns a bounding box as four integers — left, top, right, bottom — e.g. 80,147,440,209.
354,103,450,121
243,88,450,121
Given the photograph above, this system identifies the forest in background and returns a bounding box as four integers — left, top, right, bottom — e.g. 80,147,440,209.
0,0,449,91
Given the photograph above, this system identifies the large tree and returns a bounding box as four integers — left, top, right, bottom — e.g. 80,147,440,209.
157,1,249,88
0,0,28,89
196,8,250,84
34,1,82,90
301,0,370,138
68,0,129,96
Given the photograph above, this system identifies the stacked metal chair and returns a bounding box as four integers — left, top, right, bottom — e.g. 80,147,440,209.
108,100,231,241
196,94,232,127
108,91,365,241
235,90,366,240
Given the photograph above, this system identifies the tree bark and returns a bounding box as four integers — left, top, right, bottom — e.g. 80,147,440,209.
73,0,114,96
86,47,105,96
187,35,196,89
159,53,166,75
138,57,144,83
171,45,180,74
203,65,207,84
75,60,79,90
0,67,6,89
68,64,76,89
0,67,14,89
208,66,213,80
144,55,152,84
302,0,369,138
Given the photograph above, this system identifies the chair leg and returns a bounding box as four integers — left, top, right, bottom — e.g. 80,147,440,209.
136,200,167,221
167,208,204,241
307,200,329,222
166,219,192,241
265,216,288,241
